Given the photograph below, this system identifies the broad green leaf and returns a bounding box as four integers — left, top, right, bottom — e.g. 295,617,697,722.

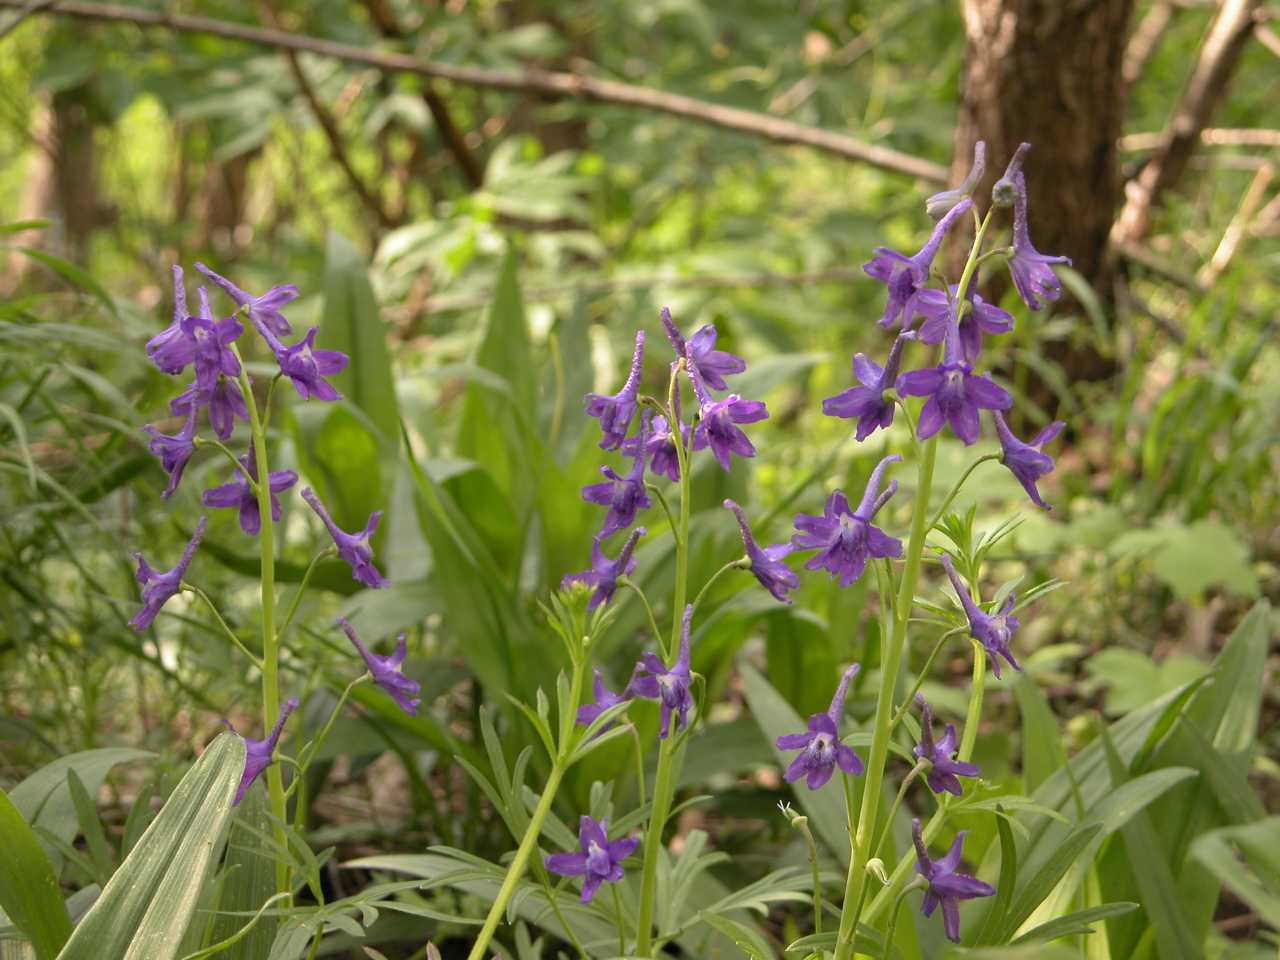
0,789,71,960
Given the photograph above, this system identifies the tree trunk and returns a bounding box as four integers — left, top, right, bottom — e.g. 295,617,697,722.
954,0,1136,395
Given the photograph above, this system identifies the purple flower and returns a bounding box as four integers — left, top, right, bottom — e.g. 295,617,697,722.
582,421,652,539
230,697,299,806
913,695,980,796
585,330,645,450
171,377,249,442
146,266,197,374
913,285,1014,363
202,449,298,536
128,517,207,632
660,308,746,391
913,819,995,942
544,816,639,903
196,262,298,337
337,617,421,715
863,198,972,329
143,411,198,499
822,334,911,441
724,499,798,603
301,487,389,589
576,668,629,727
791,455,902,587
273,328,348,402
940,554,1021,678
1008,171,1071,310
622,413,688,482
993,411,1064,510
926,140,986,221
627,604,694,739
896,324,1011,446
561,527,645,611
775,664,864,790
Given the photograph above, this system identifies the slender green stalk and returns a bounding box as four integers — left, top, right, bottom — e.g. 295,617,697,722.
925,454,999,532
183,583,263,669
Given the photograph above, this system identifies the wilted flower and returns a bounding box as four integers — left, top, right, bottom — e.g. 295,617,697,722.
622,413,687,482
791,455,902,587
628,604,694,739
822,334,911,442
196,262,298,337
231,697,299,805
993,410,1064,510
896,323,1011,446
926,140,986,221
940,554,1021,678
913,284,1014,363
775,663,864,790
863,198,972,329
913,695,980,796
301,487,389,589
724,499,798,603
171,377,248,442
576,668,629,726
660,308,746,391
272,328,349,402
202,448,298,536
144,411,197,499
582,420,652,538
912,819,995,942
544,816,639,903
1008,171,1071,310
337,617,421,715
585,330,645,450
128,517,207,631
561,527,645,611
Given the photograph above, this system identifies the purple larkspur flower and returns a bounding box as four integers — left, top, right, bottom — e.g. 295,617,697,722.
940,554,1021,678
926,140,986,221
660,307,746,392
576,668,629,727
545,816,639,903
562,527,645,611
913,819,995,942
338,617,421,715
775,663,864,790
993,411,1064,510
171,377,249,442
1008,171,1071,310
272,328,348,402
913,284,1014,363
202,449,298,536
582,419,652,538
144,411,198,499
196,262,298,337
863,198,972,329
896,322,1011,446
913,695,980,796
622,413,688,482
791,455,902,587
230,697,299,805
301,487,389,589
724,499,798,603
586,330,645,450
628,604,694,739
822,334,911,442
146,266,197,374
128,517,207,632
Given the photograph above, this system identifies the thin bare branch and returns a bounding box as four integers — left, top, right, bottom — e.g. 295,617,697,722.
0,0,947,183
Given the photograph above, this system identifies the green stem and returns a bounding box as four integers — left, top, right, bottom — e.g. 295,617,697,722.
276,548,334,643
183,583,263,669
925,454,999,532
634,735,676,954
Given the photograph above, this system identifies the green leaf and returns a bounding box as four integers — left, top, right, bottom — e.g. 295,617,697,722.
1012,902,1138,944
0,788,72,960
56,735,244,960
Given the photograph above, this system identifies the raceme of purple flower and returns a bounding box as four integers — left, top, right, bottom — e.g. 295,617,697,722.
338,617,421,716
544,816,639,903
561,527,645,611
301,487,389,589
913,695,980,796
724,499,798,603
582,420,652,538
1008,170,1071,310
776,663,864,790
231,697,299,806
896,323,1012,446
912,818,995,942
914,284,1015,364
863,197,972,329
129,517,207,632
926,139,986,221
622,413,687,482
660,307,746,392
273,328,349,402
940,554,1022,678
628,604,694,739
171,376,249,442
791,455,903,587
585,330,645,450
196,262,298,337
993,411,1065,510
202,449,298,536
576,668,629,727
822,333,911,442
144,411,197,499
